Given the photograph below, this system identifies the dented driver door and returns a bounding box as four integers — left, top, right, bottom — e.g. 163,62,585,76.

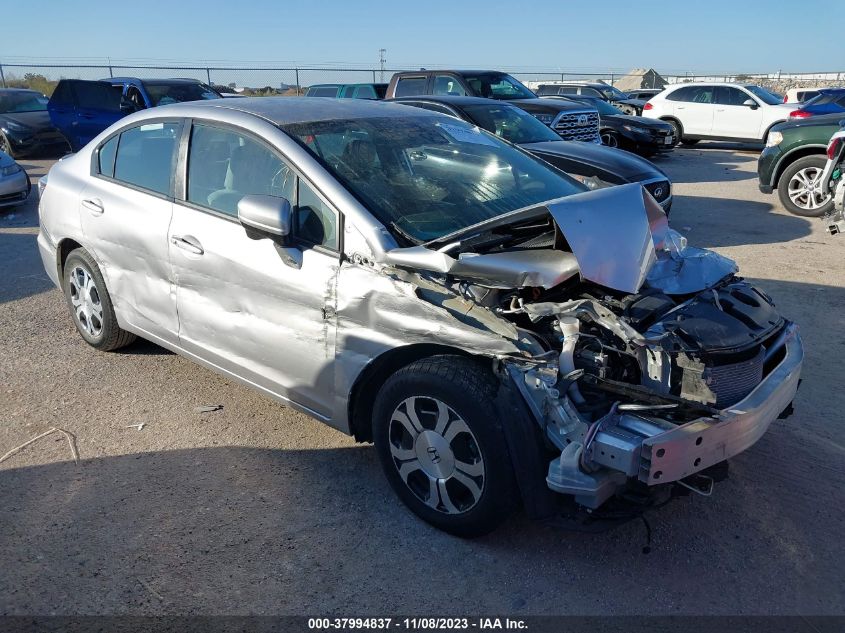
168,202,340,420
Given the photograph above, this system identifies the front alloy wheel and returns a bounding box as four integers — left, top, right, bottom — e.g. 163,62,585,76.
388,396,485,514
373,355,517,537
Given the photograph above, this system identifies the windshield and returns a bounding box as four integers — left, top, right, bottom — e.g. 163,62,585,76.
142,82,221,106
462,73,536,101
744,85,781,105
282,116,582,242
0,91,48,113
462,103,562,144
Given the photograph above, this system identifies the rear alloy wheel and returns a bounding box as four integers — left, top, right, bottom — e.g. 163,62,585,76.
63,248,136,351
664,119,683,146
373,355,517,537
778,155,833,217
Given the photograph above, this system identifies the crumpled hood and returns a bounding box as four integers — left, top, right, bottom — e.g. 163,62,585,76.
546,183,736,294
384,184,736,295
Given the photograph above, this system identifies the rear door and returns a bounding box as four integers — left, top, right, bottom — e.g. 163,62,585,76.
712,86,763,139
78,119,181,341
670,85,715,136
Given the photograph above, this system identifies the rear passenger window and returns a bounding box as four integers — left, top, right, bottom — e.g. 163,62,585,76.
113,122,181,196
394,77,427,97
75,82,122,111
187,123,295,217
97,135,118,177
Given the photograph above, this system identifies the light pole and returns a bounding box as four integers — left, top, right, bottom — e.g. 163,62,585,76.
379,48,387,82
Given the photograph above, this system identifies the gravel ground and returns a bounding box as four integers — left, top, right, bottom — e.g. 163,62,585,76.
1,146,843,616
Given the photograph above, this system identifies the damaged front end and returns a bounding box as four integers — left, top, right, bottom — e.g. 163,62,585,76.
382,184,803,513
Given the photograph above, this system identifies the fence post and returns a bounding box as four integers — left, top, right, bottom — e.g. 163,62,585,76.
610,72,614,86
206,67,212,85
0,62,5,88
108,65,113,78
295,68,301,95
373,70,377,83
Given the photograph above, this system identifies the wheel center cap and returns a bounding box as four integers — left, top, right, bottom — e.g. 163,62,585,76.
415,430,455,479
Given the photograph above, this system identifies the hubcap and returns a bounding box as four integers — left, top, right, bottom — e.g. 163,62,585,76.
68,265,104,337
788,167,831,210
388,396,485,515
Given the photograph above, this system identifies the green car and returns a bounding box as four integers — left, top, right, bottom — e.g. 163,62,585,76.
758,113,845,216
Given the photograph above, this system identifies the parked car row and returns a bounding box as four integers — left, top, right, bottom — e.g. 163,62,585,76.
36,97,804,536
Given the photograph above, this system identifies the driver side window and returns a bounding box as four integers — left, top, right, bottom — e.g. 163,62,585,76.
187,123,295,218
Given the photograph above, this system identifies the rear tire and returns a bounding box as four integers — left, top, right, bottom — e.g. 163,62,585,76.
63,248,136,351
372,355,518,537
680,139,700,146
777,155,833,217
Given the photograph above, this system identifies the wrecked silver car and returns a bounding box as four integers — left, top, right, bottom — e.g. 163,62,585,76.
37,98,803,536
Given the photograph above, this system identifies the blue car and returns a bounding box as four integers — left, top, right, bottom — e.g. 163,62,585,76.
790,88,845,120
48,78,221,152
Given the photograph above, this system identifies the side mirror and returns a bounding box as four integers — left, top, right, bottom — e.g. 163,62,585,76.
237,194,292,238
119,98,138,113
743,98,759,109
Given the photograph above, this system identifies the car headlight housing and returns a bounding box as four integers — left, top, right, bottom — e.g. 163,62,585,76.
622,124,649,135
1,119,29,133
766,131,783,147
0,163,22,176
533,113,554,125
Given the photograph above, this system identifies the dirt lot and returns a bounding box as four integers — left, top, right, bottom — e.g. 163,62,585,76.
1,146,844,616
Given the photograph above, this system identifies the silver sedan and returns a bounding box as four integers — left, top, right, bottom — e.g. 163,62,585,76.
38,98,803,536
0,150,30,209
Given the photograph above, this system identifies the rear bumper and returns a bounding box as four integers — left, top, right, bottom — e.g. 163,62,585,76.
640,324,803,484
37,228,61,289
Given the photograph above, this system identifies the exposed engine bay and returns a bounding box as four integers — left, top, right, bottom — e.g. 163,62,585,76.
381,184,802,511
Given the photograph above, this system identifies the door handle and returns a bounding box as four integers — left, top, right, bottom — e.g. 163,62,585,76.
676,105,686,109
171,235,204,255
81,198,104,215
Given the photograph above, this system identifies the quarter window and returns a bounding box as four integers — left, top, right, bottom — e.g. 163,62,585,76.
112,121,181,195
97,135,118,178
295,180,338,250
187,123,295,217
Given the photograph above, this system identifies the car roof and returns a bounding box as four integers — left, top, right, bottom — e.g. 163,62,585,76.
154,96,442,125
107,77,206,84
390,95,521,107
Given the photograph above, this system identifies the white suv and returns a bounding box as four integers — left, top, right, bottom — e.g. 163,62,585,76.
642,83,793,144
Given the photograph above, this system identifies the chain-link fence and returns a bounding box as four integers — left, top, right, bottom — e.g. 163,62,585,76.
1,63,843,96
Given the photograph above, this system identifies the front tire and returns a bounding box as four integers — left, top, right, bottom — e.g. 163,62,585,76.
63,248,136,351
373,355,517,537
777,155,833,217
601,131,620,148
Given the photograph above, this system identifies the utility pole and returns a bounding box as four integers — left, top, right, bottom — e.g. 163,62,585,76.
379,48,387,82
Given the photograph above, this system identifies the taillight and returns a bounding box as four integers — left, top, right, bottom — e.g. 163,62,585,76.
828,136,843,160
783,95,788,103
790,110,811,118
643,102,653,111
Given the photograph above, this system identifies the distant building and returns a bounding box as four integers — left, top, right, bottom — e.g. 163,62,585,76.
614,68,667,91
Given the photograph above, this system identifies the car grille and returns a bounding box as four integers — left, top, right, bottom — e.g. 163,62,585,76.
704,347,765,408
553,111,600,142
0,190,28,204
643,180,671,203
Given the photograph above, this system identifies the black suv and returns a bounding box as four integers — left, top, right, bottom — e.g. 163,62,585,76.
386,70,601,143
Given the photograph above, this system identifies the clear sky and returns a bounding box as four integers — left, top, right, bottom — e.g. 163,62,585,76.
2,0,840,74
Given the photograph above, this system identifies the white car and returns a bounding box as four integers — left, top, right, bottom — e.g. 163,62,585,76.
642,83,793,144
